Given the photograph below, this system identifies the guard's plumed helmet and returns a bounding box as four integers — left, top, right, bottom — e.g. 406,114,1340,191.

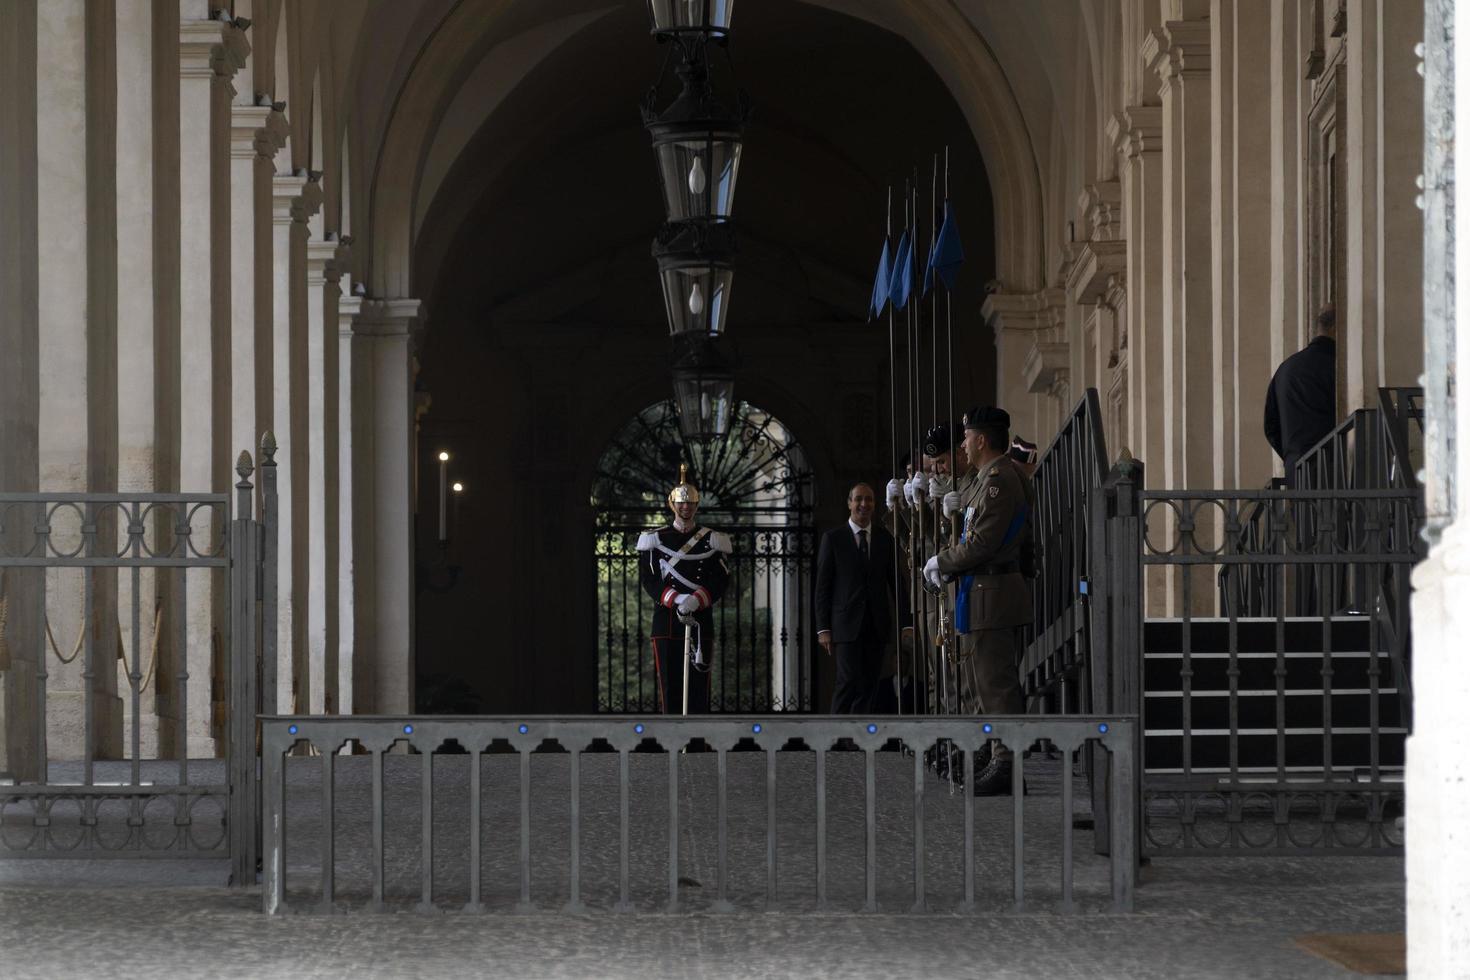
668,463,701,510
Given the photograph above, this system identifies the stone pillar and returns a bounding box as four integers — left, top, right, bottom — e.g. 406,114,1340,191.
336,290,363,715
268,169,319,714
1109,105,1165,478
1146,21,1214,493
228,100,285,479
0,0,41,778
1211,0,1277,490
1406,0,1467,969
1269,0,1310,483
349,299,422,715
322,239,350,714
115,0,165,758
178,7,244,756
982,289,1067,444
304,233,338,714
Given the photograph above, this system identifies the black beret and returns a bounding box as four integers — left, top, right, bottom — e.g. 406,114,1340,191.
962,406,1010,431
921,422,963,457
1009,436,1038,466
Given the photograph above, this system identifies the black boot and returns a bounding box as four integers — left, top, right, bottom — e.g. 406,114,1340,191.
972,756,1014,796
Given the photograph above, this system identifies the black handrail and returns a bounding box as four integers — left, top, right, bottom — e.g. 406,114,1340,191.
1021,389,1110,711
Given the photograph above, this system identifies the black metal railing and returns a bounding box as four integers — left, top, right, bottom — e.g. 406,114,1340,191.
1021,390,1110,712
595,525,815,713
261,714,1139,915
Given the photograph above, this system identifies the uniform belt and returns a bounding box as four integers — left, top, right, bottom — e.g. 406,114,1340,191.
972,561,1020,576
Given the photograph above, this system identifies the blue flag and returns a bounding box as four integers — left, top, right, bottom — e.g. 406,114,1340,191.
926,201,965,292
868,239,891,320
888,230,913,310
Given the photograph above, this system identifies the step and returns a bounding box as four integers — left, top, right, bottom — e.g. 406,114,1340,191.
1144,730,1405,772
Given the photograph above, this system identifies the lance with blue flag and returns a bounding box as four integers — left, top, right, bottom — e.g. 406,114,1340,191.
926,200,965,293
887,229,913,310
868,239,891,321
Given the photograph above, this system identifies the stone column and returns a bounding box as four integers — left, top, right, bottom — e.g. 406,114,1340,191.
349,299,422,715
304,233,339,714
267,169,319,713
178,7,245,756
228,100,285,480
115,0,164,757
1146,21,1214,493
1406,0,1465,970
1269,0,1310,480
1108,105,1165,477
1211,0,1277,490
982,289,1067,444
336,290,363,715
0,0,41,778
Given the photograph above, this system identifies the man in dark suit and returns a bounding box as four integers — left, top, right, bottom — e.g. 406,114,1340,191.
1264,304,1338,487
816,483,910,713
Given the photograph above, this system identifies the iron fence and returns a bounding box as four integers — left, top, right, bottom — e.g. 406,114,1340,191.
0,444,272,887
1021,390,1110,713
1135,487,1415,855
260,714,1137,915
595,525,815,713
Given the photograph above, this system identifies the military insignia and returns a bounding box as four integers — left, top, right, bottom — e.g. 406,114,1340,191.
988,485,1000,498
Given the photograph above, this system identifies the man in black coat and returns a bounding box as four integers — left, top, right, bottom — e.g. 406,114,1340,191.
1264,304,1338,487
816,483,911,714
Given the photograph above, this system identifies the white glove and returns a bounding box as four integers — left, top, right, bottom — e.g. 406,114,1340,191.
902,478,915,506
886,478,903,510
676,593,701,615
942,491,962,518
928,474,949,498
909,472,927,503
922,555,943,590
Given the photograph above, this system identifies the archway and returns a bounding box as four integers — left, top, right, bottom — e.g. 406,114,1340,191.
592,400,815,713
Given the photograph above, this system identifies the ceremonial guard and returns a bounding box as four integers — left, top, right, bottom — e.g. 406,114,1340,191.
924,406,1037,793
637,465,732,714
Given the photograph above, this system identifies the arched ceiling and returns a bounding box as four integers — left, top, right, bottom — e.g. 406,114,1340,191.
412,0,996,334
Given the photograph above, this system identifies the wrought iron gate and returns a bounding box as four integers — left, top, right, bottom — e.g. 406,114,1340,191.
592,401,815,712
0,444,273,885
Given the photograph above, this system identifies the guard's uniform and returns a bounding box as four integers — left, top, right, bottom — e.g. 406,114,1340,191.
936,452,1036,718
637,522,731,714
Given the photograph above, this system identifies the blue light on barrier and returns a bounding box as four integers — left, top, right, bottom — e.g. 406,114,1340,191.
866,724,878,734
288,725,297,735
634,724,645,734
1098,723,1109,734
403,724,413,735
982,723,993,734
518,724,529,734
752,723,762,733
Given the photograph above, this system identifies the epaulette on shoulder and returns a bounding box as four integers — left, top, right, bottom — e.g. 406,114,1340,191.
707,530,733,554
635,528,664,552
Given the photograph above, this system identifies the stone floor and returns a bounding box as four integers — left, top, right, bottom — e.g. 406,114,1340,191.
0,751,1405,979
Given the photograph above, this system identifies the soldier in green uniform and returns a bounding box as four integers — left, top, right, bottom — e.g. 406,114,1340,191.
923,406,1036,794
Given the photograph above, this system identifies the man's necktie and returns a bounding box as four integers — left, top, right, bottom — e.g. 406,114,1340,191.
857,528,869,559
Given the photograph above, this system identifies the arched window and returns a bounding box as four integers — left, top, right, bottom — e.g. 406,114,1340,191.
592,400,815,712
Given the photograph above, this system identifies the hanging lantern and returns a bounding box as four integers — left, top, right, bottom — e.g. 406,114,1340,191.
642,59,746,222
652,220,735,337
671,336,735,442
646,0,735,37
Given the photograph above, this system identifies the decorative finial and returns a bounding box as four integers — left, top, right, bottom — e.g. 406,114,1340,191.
236,450,254,481
260,431,277,463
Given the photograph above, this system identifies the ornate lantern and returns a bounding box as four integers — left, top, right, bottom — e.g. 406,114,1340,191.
642,59,746,222
653,219,735,337
671,335,735,441
646,0,735,37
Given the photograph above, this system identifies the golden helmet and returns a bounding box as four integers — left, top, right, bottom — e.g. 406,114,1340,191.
668,463,701,509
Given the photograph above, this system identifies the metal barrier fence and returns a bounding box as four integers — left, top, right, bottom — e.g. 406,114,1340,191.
0,445,272,887
261,715,1137,915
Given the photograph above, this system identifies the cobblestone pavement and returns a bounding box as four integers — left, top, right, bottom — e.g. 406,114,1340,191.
1,751,1405,979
